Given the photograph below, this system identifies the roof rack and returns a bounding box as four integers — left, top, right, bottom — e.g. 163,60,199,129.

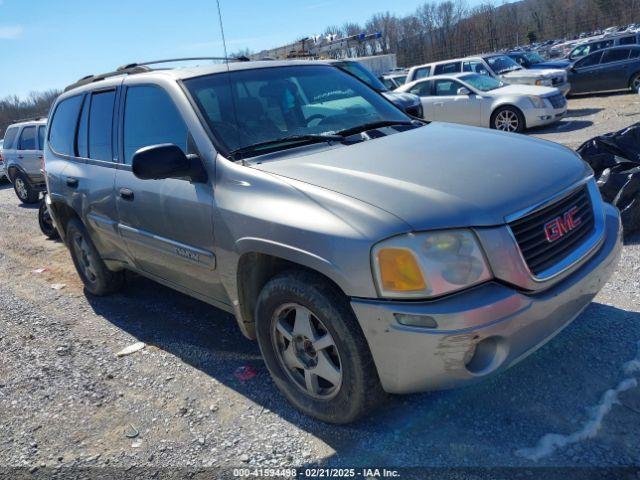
64,56,251,92
11,116,46,123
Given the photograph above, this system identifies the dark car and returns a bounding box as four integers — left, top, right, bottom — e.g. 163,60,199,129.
328,60,423,118
568,45,640,95
507,51,571,70
566,33,640,61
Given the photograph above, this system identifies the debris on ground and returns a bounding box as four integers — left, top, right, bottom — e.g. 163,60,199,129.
32,267,49,274
577,122,640,235
50,283,66,290
116,342,146,357
124,424,140,439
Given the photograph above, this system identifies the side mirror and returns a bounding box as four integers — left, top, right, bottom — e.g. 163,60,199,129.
457,87,471,96
132,144,207,182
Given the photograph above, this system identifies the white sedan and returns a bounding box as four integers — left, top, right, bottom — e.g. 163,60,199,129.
395,73,567,133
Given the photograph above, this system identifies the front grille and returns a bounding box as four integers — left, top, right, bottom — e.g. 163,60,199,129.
509,186,594,276
547,93,567,109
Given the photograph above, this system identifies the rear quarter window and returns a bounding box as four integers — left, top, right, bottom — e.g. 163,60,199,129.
434,62,461,75
49,95,84,156
3,127,19,149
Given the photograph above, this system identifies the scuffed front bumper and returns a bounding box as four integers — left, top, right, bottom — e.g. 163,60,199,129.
351,204,621,394
524,105,567,128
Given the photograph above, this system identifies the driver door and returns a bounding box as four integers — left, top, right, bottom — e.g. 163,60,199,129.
114,83,226,303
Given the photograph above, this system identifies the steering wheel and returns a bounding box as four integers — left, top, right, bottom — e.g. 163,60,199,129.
305,114,326,127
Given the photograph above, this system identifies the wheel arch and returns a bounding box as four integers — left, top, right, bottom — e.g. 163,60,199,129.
234,241,352,340
629,70,640,90
490,103,527,130
47,197,81,243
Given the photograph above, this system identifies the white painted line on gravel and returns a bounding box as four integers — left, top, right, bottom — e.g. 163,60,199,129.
515,341,640,461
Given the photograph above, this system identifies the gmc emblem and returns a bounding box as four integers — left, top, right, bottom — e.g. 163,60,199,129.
544,206,581,243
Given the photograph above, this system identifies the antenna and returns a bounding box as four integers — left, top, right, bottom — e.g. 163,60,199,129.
215,0,242,163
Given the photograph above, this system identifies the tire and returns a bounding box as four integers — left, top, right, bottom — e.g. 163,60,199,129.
631,72,640,93
65,218,124,296
490,106,525,133
38,200,59,240
13,172,39,204
255,270,385,424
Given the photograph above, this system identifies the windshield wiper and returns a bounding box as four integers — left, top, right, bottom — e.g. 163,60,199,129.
335,120,415,138
228,134,346,160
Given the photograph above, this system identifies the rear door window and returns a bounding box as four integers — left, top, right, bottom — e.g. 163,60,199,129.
38,126,46,150
88,90,116,161
434,62,461,75
49,95,84,156
602,49,631,63
409,81,432,96
3,127,19,149
123,85,189,164
434,80,463,96
18,126,37,150
462,60,489,76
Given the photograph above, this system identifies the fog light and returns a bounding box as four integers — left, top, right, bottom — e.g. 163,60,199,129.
394,313,438,328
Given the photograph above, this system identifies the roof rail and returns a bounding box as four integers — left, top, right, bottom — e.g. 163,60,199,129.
64,56,251,92
11,116,46,123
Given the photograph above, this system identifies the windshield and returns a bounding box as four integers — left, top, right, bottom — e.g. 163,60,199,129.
184,65,409,156
392,75,407,84
335,61,388,92
484,55,522,74
523,51,545,64
460,74,503,91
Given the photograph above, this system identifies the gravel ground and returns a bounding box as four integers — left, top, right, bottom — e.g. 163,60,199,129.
0,93,639,477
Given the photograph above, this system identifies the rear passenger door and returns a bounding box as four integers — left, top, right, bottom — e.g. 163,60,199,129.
114,83,223,302
50,90,123,262
16,126,40,180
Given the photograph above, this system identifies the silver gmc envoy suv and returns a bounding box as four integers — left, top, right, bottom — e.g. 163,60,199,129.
45,59,622,423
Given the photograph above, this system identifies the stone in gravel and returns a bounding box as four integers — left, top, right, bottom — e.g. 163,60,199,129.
240,454,250,462
50,283,66,290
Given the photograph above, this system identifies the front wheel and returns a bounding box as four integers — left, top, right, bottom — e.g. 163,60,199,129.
491,106,525,133
13,172,39,204
66,218,124,296
255,271,385,424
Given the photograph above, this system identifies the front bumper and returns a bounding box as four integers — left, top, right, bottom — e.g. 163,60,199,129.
351,204,622,394
524,105,567,128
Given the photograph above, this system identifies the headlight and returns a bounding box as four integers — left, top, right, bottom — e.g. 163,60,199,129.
372,230,492,299
535,79,552,86
529,96,547,108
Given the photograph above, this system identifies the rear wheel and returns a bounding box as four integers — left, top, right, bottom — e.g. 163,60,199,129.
13,172,39,204
631,73,640,93
255,270,385,424
38,200,59,240
66,218,123,295
491,106,525,133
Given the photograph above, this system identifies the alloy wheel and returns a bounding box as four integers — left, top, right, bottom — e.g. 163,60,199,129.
495,110,519,132
271,303,343,400
632,75,640,93
15,178,28,200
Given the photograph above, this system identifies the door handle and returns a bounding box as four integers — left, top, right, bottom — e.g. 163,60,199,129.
17,155,24,159
434,102,444,106
66,177,79,188
119,188,134,201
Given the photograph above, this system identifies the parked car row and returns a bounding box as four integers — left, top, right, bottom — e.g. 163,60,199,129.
0,56,622,423
396,73,566,132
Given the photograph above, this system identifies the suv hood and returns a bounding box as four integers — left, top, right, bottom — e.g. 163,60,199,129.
502,68,566,80
489,84,558,96
530,60,571,70
252,123,590,231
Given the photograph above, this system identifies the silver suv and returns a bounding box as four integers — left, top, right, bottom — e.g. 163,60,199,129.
3,118,48,203
45,59,622,423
